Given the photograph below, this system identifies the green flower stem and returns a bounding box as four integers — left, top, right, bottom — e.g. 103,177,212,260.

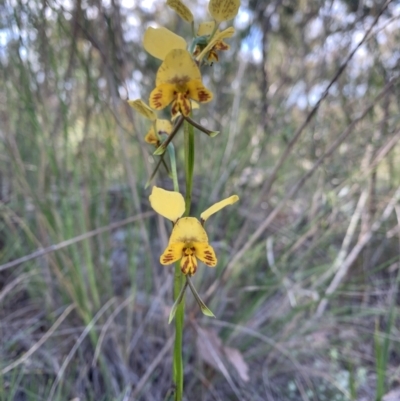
173,263,185,401
167,127,185,401
184,120,195,217
171,119,195,401
167,142,178,192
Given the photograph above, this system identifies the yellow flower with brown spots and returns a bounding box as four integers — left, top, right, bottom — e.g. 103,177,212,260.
149,49,213,117
149,186,239,276
194,21,234,63
144,119,173,146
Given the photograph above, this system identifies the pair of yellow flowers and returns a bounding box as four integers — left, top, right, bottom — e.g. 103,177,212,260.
137,0,241,276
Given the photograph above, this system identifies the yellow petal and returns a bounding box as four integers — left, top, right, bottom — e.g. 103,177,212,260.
167,0,194,23
169,217,208,244
127,99,156,121
200,195,239,222
149,186,185,221
156,49,201,86
156,119,173,134
144,127,158,145
143,27,187,60
187,79,213,103
194,242,217,267
195,27,235,61
208,0,240,22
149,83,175,111
197,21,215,36
160,242,185,265
180,254,197,275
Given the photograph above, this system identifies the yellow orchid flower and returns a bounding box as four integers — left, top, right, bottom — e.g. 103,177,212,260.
143,27,187,60
208,0,240,23
149,186,239,276
145,119,173,146
149,49,213,117
194,21,234,63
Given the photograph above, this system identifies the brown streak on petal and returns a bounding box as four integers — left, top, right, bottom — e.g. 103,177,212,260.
182,99,191,116
197,90,211,102
171,101,179,116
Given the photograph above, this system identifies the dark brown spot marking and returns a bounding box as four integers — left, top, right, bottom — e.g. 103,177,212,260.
198,90,211,102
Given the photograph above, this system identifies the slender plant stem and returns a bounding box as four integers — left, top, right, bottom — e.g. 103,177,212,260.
168,131,184,401
167,143,178,191
172,120,195,401
173,262,184,401
184,120,195,216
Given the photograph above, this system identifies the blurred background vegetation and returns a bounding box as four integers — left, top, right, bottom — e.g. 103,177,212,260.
1,0,400,400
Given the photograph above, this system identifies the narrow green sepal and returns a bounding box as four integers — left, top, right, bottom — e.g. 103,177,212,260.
167,142,178,190
187,277,215,318
184,115,219,138
169,279,188,324
145,156,166,188
154,145,166,156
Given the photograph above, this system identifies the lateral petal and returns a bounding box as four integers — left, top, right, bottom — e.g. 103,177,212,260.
149,186,185,222
194,242,217,267
149,83,175,111
200,195,239,222
187,79,213,103
160,242,185,265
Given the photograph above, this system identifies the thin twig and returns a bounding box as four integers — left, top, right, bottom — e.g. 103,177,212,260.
260,0,393,198
0,211,153,272
316,186,400,317
47,298,117,401
129,336,174,400
204,78,397,301
1,304,75,375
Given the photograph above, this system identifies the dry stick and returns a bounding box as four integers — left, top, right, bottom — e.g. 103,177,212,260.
92,294,135,367
74,11,158,282
127,274,172,353
395,205,400,271
227,0,394,279
313,189,369,290
0,271,37,303
315,186,400,317
129,336,174,400
0,211,153,272
106,70,161,287
260,0,392,199
1,304,75,375
204,78,396,301
193,324,242,401
364,130,400,178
